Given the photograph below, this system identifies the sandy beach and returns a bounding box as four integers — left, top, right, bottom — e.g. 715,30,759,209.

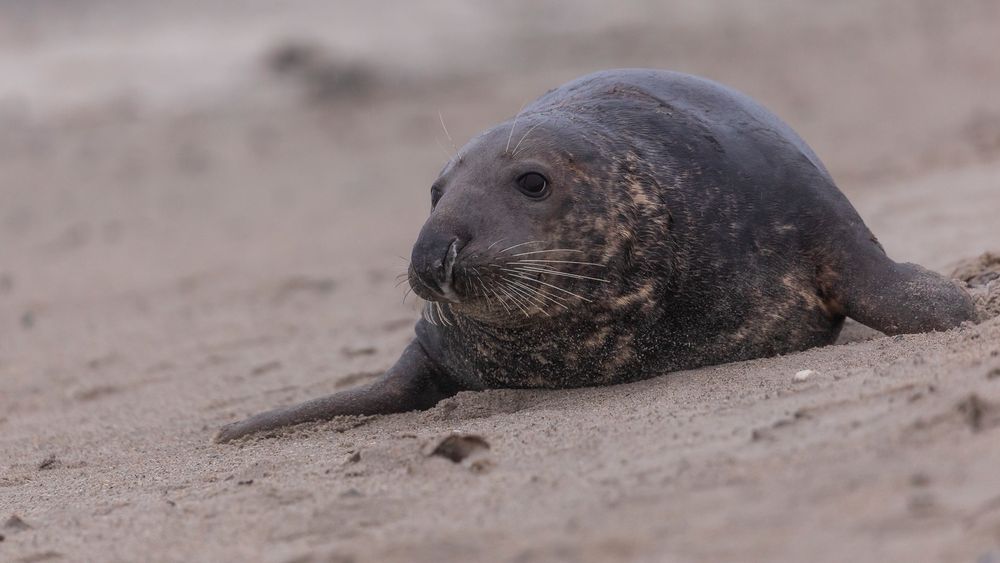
2,2,1000,561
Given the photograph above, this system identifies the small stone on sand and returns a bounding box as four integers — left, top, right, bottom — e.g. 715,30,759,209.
793,369,815,383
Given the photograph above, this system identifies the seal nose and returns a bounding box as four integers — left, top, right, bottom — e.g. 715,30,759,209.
411,234,465,299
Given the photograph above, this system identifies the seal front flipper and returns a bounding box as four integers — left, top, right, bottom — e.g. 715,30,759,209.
214,340,458,443
826,237,977,335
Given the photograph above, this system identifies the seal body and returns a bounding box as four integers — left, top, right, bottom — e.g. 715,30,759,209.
216,69,976,442
411,69,969,389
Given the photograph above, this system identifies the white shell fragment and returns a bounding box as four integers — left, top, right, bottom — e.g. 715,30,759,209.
793,369,815,383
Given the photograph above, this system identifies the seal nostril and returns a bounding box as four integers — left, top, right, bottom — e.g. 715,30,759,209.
444,239,460,270
434,238,464,300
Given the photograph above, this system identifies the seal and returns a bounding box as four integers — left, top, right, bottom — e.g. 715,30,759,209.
215,69,977,442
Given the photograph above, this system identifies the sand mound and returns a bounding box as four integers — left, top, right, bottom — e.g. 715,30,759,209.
952,252,1000,319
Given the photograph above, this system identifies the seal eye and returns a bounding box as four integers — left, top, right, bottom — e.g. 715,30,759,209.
516,172,549,199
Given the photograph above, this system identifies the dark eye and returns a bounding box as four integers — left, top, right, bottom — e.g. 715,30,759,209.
516,172,549,199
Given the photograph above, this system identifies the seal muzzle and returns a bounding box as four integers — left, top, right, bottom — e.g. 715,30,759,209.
411,235,465,302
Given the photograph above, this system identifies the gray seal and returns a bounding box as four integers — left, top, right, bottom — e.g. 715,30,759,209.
216,69,976,442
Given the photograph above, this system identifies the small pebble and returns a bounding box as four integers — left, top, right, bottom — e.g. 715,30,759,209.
340,488,363,498
793,369,815,383
427,433,490,463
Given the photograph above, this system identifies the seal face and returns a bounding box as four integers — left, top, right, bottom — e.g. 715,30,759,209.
216,69,976,443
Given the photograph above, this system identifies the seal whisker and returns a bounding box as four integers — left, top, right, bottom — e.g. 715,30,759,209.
511,121,546,158
468,271,480,297
435,138,454,162
471,269,493,308
506,266,610,283
505,275,561,298
500,240,545,253
487,238,506,250
487,283,512,313
438,110,457,155
505,101,529,154
502,280,550,316
437,302,453,326
505,262,582,276
506,273,593,302
511,259,607,268
477,273,511,314
511,249,586,257
473,274,495,311
422,302,437,326
506,277,569,309
497,284,531,317
495,283,532,317
505,283,537,315
511,262,561,273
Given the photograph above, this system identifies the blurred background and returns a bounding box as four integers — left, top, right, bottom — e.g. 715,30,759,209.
2,2,1000,561
3,0,999,305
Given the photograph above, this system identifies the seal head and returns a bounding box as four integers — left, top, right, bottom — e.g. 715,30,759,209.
408,113,673,327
